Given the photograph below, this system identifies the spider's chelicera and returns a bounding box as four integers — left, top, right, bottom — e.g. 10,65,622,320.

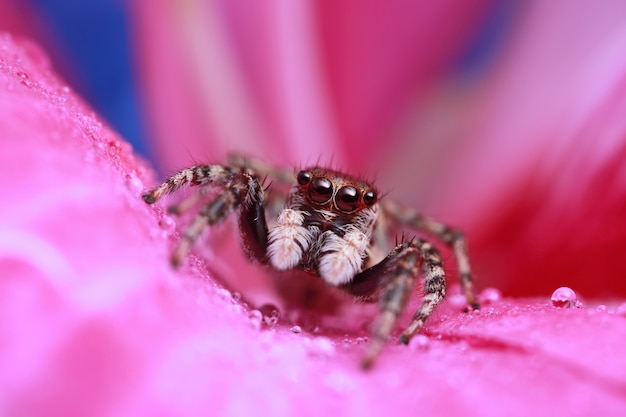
142,156,479,369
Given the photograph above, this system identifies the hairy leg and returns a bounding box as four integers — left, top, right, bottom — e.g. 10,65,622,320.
382,200,479,309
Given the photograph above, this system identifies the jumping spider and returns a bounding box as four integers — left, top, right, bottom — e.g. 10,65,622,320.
142,155,479,369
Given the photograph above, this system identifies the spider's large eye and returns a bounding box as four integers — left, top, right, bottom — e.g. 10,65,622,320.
297,170,311,185
309,177,333,203
335,186,360,212
363,190,377,206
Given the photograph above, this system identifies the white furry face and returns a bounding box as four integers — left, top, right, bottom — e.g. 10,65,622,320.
267,167,379,285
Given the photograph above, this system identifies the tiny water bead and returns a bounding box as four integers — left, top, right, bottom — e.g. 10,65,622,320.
290,325,302,334
258,303,281,327
550,286,577,308
479,287,502,304
126,175,144,196
158,215,176,233
304,336,336,359
614,302,626,317
448,293,468,310
248,309,263,330
408,334,430,350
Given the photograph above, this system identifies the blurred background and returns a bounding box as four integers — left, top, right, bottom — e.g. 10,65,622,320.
2,0,626,300
0,0,514,167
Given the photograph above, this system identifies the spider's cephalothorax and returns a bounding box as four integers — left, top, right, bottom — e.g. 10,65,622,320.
142,156,479,369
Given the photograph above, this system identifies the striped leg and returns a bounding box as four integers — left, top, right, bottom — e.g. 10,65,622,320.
399,240,446,343
353,239,445,369
382,200,479,310
142,165,236,204
143,166,269,266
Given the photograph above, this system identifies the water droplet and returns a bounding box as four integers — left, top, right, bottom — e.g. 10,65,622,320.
408,334,430,350
16,70,32,87
479,287,502,304
232,292,241,302
248,309,263,330
614,303,626,317
306,336,335,358
126,175,144,196
596,304,608,313
551,287,577,308
290,325,302,334
216,287,233,303
258,303,281,327
448,293,467,309
354,337,367,345
159,215,176,232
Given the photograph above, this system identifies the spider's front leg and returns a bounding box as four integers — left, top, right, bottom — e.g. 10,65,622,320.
142,164,270,266
343,239,445,369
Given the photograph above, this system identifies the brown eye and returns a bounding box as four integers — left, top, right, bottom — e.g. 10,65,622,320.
309,177,333,203
363,190,377,206
297,170,311,185
335,186,360,212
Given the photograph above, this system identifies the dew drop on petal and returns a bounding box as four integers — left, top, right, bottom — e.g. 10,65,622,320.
290,325,302,334
17,70,32,87
126,175,144,196
448,293,467,309
216,287,233,303
614,303,626,317
258,303,281,327
479,287,502,304
551,287,577,308
354,337,368,345
408,334,430,350
596,304,608,313
248,309,263,330
306,336,335,358
159,215,176,233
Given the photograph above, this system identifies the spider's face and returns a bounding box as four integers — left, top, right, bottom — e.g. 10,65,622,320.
295,167,379,216
265,167,380,286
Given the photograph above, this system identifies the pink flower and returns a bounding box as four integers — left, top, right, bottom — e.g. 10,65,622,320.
2,1,626,416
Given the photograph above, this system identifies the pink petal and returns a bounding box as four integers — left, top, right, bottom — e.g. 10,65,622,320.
130,0,494,171
3,32,626,416
388,2,626,298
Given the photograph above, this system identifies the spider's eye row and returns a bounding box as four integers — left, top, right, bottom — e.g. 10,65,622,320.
335,186,360,212
297,170,311,185
309,177,334,203
363,190,377,206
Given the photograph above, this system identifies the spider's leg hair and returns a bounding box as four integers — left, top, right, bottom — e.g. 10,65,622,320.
345,240,423,369
237,173,270,264
382,200,479,310
170,176,244,267
142,164,235,204
399,239,446,344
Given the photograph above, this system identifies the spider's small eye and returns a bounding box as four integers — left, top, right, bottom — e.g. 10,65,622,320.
297,170,311,185
363,190,377,206
335,186,360,212
309,177,333,203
